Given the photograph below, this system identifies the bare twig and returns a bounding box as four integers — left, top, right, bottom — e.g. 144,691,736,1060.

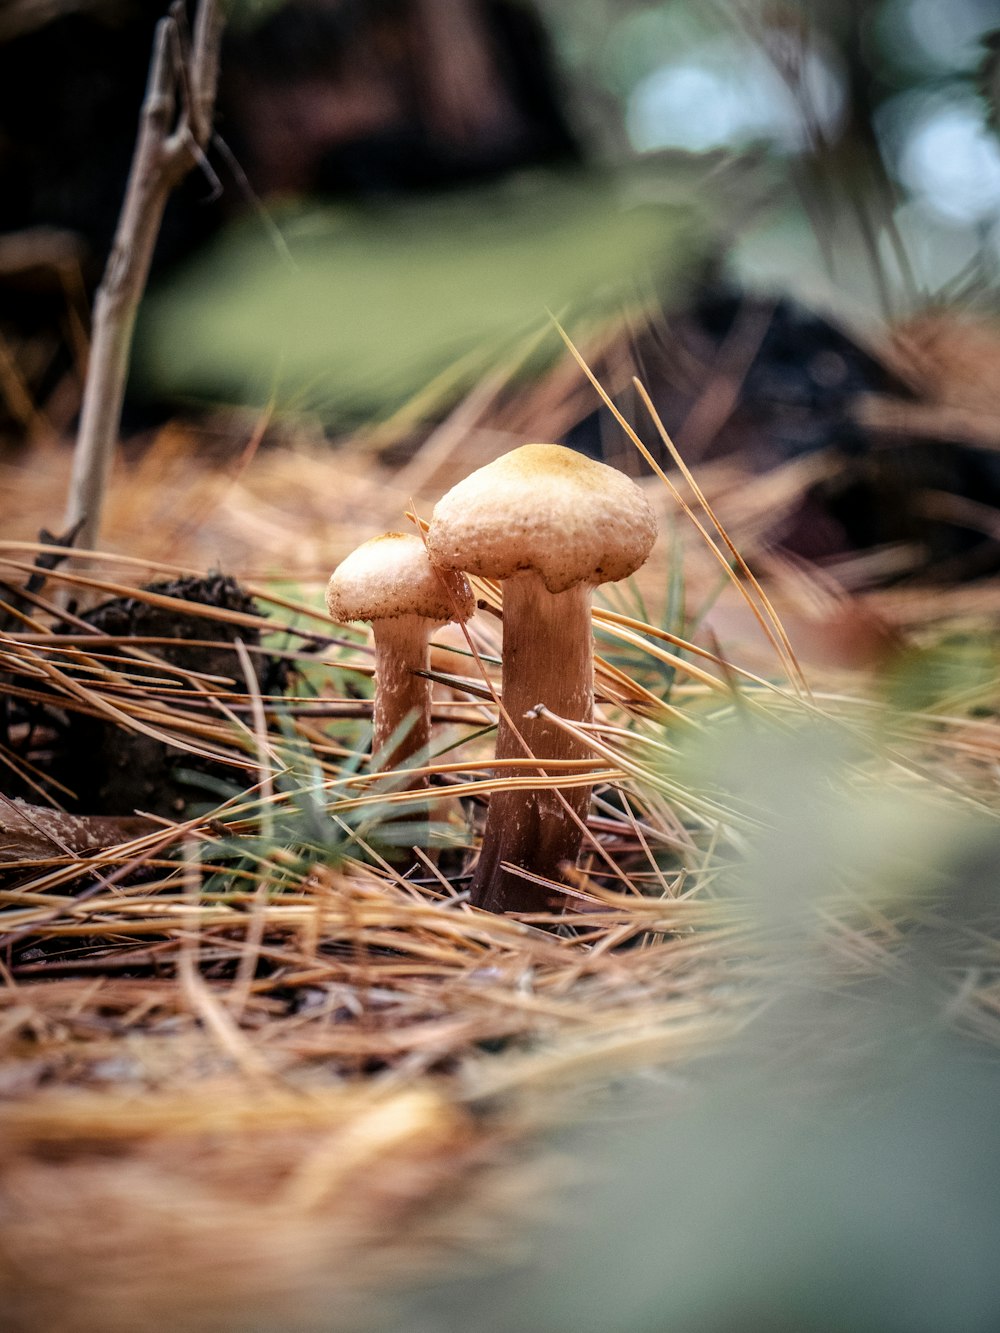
63,0,224,552
0,794,157,860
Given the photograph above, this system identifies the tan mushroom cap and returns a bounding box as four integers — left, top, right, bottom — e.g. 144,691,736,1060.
426,443,658,594
326,532,474,624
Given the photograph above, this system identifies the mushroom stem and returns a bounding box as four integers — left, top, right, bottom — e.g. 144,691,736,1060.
370,615,434,774
472,573,594,914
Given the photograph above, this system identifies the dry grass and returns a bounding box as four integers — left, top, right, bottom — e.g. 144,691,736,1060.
2,344,1000,1330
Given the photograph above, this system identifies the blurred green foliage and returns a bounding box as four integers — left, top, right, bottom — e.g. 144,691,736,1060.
138,172,710,427
879,635,1000,715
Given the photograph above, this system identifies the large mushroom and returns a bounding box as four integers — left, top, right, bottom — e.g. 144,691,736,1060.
426,443,657,913
326,532,474,772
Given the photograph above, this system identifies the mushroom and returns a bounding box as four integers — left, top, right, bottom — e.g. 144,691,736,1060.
326,532,474,772
426,443,657,913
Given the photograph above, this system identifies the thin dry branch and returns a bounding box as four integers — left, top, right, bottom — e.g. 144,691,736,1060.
63,0,223,551
0,796,156,860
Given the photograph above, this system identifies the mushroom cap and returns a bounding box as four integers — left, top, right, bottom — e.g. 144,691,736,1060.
426,443,658,594
326,532,474,625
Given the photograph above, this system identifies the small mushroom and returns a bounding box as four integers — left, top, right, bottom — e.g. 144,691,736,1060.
427,443,657,913
326,532,474,772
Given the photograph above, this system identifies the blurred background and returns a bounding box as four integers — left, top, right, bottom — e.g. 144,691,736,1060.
0,0,999,580
3,0,999,299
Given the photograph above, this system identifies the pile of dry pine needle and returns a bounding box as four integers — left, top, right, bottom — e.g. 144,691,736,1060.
2,363,1000,1331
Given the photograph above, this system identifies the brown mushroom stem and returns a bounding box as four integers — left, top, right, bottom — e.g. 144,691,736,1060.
371,615,434,774
425,444,657,912
472,574,594,914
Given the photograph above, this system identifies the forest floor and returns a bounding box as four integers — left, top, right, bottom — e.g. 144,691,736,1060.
2,371,1000,1331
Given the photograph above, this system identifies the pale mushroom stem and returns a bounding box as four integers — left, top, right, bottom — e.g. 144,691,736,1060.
371,615,434,775
472,573,594,914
